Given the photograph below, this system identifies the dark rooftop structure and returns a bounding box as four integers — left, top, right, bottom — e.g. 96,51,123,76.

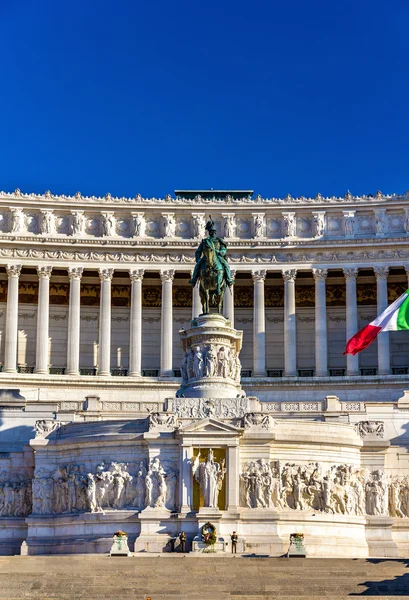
174,189,254,201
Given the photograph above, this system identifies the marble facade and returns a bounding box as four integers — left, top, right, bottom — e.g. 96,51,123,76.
1,188,409,557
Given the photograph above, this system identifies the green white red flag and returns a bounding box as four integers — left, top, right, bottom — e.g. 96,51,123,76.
344,289,409,355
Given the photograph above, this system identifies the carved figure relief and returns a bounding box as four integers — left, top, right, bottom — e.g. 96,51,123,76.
224,215,236,238
10,209,25,233
40,211,55,235
102,213,116,236
0,472,32,517
356,421,384,438
192,214,206,238
253,214,264,238
313,213,325,237
239,460,396,518
31,459,178,516
133,214,145,237
163,215,176,237
71,211,85,236
283,213,296,237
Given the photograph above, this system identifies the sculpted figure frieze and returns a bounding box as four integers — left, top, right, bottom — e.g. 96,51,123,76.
31,459,178,516
356,421,384,439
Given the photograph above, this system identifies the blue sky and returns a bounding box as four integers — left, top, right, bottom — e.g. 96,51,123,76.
0,0,408,198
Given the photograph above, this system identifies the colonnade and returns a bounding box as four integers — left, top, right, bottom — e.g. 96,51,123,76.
1,263,401,377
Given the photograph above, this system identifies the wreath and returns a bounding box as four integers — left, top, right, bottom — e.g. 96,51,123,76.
114,530,127,538
201,522,217,546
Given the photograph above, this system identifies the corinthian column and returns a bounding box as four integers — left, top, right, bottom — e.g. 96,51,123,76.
374,266,390,375
223,269,236,326
129,269,144,377
252,270,266,377
283,269,297,376
4,265,22,373
344,268,359,376
312,268,328,376
35,266,52,374
98,268,114,376
160,269,175,376
66,267,83,376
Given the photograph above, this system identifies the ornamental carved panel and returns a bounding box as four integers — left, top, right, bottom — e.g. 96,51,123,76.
112,285,131,307
50,283,69,305
19,282,38,303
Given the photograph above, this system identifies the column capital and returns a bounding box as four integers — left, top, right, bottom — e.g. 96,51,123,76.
282,268,297,282
68,266,84,281
252,269,266,283
129,268,144,283
37,265,53,279
343,267,358,280
374,266,389,280
160,269,175,283
230,268,237,281
99,268,114,282
6,264,22,278
312,268,328,281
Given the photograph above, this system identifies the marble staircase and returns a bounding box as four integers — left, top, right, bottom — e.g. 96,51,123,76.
0,556,409,599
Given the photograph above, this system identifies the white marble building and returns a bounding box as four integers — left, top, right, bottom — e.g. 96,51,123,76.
1,188,409,557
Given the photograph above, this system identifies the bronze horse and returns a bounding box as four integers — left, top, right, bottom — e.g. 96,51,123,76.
198,237,226,314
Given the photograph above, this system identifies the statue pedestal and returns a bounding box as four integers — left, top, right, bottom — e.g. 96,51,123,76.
110,535,131,557
134,507,175,553
178,314,244,399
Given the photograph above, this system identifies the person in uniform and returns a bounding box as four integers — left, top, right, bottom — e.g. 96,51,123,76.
231,531,238,554
179,531,187,553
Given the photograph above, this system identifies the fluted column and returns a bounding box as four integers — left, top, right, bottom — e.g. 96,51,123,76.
4,265,22,373
223,269,236,326
35,266,52,374
313,268,328,376
98,268,114,376
374,266,390,375
191,269,201,319
344,268,359,376
160,269,175,376
129,269,144,377
283,269,297,376
66,267,83,375
252,270,266,377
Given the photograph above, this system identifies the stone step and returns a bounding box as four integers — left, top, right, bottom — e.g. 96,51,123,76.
0,556,408,599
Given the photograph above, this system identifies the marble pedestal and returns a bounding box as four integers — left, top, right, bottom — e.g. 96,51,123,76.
134,508,177,553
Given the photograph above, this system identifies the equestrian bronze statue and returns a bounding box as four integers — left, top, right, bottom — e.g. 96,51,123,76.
189,217,233,314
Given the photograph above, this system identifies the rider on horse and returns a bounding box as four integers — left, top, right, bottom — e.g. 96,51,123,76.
189,217,233,294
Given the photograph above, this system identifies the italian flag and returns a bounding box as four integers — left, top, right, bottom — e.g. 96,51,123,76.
344,290,409,355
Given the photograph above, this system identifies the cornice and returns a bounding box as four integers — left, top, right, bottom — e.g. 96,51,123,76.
1,188,409,211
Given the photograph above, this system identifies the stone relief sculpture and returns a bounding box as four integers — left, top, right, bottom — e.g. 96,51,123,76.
133,214,145,237
193,214,206,239
224,215,236,238
31,459,178,516
173,397,248,419
239,460,403,518
313,213,325,237
40,211,55,235
254,214,264,238
180,343,240,382
71,211,85,236
192,448,226,508
35,419,61,438
0,472,32,517
356,421,384,439
243,413,274,430
148,412,179,431
10,208,25,233
375,213,385,235
102,213,116,236
283,213,296,237
163,215,176,237
344,213,355,237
